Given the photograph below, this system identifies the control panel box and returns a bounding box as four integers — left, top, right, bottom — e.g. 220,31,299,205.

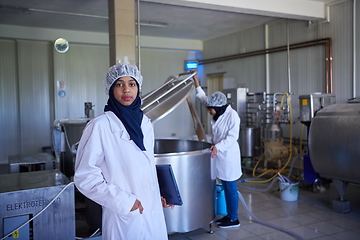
299,93,336,124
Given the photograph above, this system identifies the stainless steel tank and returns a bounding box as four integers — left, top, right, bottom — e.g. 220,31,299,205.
309,103,360,184
154,139,215,234
309,102,360,213
263,123,283,139
240,126,261,157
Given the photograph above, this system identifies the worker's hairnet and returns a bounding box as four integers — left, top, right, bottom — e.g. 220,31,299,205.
205,91,227,107
104,63,143,94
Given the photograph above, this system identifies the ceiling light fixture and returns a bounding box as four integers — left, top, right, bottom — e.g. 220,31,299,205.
136,21,168,28
29,8,108,19
0,5,30,13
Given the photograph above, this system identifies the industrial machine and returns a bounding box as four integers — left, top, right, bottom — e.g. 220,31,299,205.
262,124,297,170
53,118,89,178
223,88,247,124
0,170,75,240
245,91,295,169
222,88,262,160
308,100,360,213
299,93,336,124
230,90,296,167
299,93,336,187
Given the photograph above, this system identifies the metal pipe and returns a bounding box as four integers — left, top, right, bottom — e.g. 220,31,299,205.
328,38,333,93
198,38,333,93
353,0,357,98
136,0,141,71
325,42,329,93
286,20,291,94
265,24,270,93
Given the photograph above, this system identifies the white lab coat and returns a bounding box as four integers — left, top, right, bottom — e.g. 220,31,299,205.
196,87,242,181
74,111,168,240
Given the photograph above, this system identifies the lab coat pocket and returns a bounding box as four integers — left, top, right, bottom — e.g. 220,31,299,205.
122,208,143,223
126,209,145,233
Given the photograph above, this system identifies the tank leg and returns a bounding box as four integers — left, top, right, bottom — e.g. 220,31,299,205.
208,221,214,234
332,180,350,213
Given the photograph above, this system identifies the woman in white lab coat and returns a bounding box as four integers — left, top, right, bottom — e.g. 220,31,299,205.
74,63,169,239
192,73,242,229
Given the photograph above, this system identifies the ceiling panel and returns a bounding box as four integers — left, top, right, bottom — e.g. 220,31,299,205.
0,0,337,40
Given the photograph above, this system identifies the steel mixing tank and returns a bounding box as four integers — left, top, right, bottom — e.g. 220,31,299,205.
154,139,215,233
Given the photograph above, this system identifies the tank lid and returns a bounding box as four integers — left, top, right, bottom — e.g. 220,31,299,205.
140,72,196,123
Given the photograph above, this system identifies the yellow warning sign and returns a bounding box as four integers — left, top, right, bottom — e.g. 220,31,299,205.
13,230,19,238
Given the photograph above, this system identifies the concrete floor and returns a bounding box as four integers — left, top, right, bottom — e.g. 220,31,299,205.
1,164,360,240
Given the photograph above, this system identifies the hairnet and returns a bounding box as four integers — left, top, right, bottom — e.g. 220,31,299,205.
104,63,143,94
205,91,227,107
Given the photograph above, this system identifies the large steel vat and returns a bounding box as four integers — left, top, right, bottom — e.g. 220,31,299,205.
309,103,360,184
309,103,360,212
154,139,215,234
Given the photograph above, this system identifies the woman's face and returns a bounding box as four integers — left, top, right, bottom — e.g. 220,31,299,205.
113,76,138,106
207,108,216,116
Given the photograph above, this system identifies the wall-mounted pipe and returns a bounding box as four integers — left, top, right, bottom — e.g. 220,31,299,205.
353,0,356,98
265,24,270,93
198,38,333,93
286,20,291,94
136,0,141,71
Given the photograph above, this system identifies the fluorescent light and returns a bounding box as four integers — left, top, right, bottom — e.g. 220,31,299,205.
137,21,168,28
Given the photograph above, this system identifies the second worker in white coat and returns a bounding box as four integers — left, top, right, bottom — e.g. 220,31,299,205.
192,72,242,228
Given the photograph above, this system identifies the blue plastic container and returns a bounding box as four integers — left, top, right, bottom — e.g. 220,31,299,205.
216,183,227,216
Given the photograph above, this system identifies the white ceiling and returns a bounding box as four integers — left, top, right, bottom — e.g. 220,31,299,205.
0,0,340,41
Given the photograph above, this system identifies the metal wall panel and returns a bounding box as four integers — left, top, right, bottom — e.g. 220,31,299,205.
0,39,19,162
140,48,196,139
53,46,199,139
53,44,109,120
17,40,52,154
301,1,354,103
1,39,200,163
202,25,267,92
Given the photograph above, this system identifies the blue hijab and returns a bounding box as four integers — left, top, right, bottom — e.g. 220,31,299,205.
104,81,146,151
